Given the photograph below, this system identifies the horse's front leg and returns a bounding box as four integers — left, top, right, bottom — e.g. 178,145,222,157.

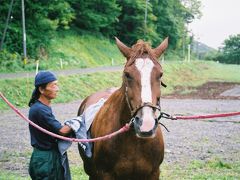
89,171,114,180
149,169,160,180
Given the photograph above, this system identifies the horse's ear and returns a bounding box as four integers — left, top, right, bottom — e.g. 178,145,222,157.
115,37,132,59
153,37,169,58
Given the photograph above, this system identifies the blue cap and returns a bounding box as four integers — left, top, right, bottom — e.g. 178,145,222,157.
34,71,57,87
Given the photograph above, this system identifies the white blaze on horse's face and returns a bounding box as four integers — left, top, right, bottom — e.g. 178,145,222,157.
135,58,155,133
135,58,153,102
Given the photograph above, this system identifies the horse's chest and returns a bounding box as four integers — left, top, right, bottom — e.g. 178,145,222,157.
93,132,163,179
115,156,153,173
103,140,162,172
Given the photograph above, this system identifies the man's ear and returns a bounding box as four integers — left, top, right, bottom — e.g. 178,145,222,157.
38,86,44,94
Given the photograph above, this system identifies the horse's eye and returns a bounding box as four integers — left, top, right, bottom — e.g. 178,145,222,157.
156,73,163,81
125,73,133,80
156,75,162,81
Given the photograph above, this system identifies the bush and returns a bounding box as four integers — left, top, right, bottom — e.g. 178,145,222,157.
0,49,23,72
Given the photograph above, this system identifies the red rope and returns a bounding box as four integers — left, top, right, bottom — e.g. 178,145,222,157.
1,92,240,142
0,92,130,143
175,112,240,120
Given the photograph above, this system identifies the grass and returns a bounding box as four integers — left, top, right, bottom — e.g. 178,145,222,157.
0,151,31,180
70,166,88,180
0,149,88,180
0,171,30,180
0,72,122,110
0,31,125,73
46,31,125,69
1,155,239,179
1,61,240,111
0,167,88,180
161,158,240,179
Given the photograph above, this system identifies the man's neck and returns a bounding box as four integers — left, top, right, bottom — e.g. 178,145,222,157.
38,96,51,106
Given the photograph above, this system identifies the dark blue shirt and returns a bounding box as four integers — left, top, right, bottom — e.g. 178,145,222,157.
29,100,63,150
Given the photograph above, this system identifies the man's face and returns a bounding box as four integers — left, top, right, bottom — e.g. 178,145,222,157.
41,80,59,100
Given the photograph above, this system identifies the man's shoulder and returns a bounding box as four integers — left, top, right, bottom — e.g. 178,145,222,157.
30,101,51,114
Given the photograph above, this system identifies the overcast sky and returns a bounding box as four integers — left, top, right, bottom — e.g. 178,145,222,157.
189,0,240,49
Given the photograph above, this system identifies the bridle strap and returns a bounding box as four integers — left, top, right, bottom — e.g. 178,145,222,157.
125,86,133,113
125,86,170,132
131,102,161,117
125,85,161,117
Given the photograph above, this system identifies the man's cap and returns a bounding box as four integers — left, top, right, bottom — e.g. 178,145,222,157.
35,71,57,87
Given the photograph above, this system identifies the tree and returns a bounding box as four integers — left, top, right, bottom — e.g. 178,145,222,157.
152,0,183,48
115,0,158,46
0,0,202,60
152,0,201,50
0,0,75,57
69,0,121,37
181,0,202,22
216,34,240,64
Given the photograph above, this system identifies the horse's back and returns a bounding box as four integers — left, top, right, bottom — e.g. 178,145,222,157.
77,87,118,116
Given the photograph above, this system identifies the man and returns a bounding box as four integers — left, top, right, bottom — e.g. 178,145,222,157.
28,71,72,180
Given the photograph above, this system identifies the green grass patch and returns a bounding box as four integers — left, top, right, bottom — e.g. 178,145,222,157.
0,165,88,180
0,31,125,73
0,154,239,179
0,72,122,110
70,166,88,180
161,158,240,179
0,170,30,180
0,150,32,180
46,31,125,69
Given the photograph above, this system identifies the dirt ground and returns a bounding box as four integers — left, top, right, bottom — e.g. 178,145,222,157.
164,81,240,100
0,82,240,177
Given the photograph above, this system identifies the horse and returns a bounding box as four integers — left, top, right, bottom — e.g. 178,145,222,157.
77,37,168,180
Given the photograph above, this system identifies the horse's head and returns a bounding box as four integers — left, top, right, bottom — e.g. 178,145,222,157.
116,37,168,138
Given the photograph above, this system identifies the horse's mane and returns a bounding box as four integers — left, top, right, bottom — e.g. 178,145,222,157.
126,40,157,67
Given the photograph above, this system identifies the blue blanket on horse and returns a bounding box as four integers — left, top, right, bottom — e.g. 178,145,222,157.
58,98,107,158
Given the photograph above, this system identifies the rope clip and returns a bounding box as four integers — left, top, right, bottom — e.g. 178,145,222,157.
160,112,177,120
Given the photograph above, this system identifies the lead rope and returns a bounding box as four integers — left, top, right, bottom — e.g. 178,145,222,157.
0,92,131,142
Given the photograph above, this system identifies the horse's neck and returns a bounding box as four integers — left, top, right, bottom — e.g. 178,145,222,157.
106,87,131,126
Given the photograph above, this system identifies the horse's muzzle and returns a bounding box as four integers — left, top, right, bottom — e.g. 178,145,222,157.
133,117,158,138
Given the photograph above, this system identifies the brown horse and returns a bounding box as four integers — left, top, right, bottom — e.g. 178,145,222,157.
78,37,168,180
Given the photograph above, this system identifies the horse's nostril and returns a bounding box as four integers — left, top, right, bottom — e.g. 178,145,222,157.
134,117,142,126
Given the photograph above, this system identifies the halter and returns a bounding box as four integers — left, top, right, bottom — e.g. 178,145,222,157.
124,84,170,133
125,86,161,118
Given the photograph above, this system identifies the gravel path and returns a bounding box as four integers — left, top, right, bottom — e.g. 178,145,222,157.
161,99,240,166
0,98,239,176
0,66,123,79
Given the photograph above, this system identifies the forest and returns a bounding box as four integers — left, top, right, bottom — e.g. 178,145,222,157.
0,0,239,65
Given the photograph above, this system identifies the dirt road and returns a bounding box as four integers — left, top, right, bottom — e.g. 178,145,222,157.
0,66,123,79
